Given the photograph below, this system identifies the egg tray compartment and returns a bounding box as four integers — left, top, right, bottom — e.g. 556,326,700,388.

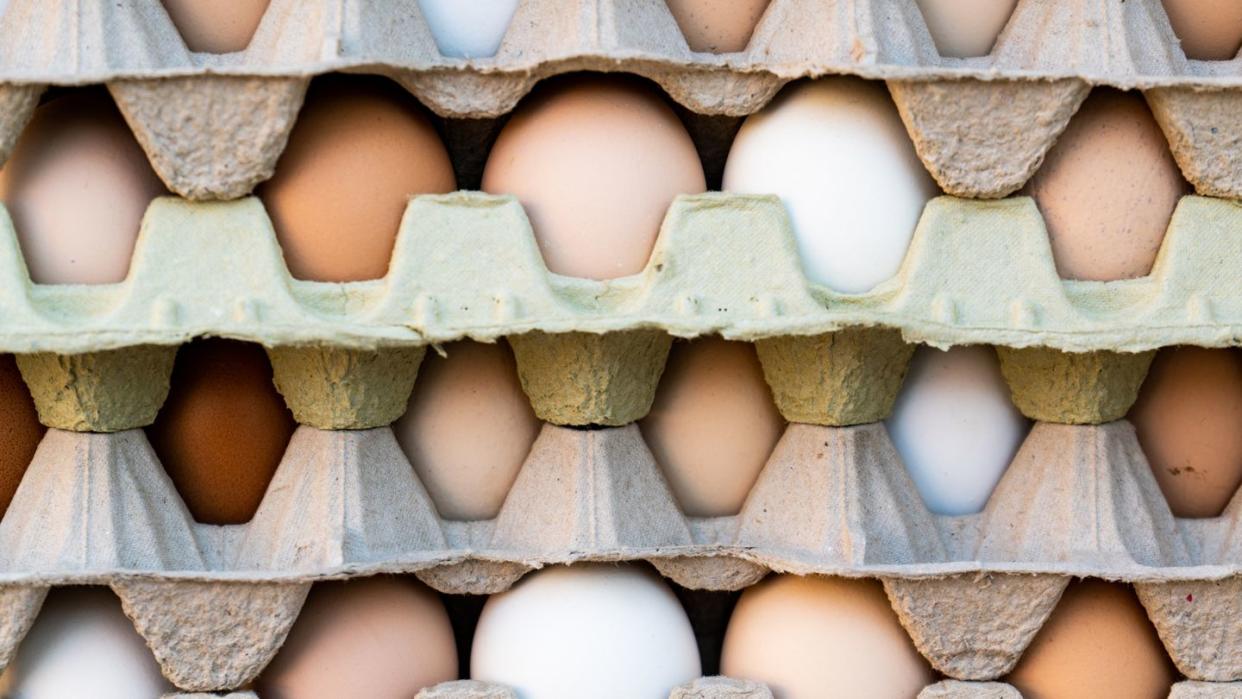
2,0,1242,200
1,191,1240,431
0,411,1240,690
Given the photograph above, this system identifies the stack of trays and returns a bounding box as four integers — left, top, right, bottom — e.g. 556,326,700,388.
0,0,1239,696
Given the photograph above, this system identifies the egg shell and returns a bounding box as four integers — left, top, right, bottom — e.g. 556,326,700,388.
161,0,270,53
665,0,771,53
1162,0,1242,60
256,576,458,699
1129,347,1242,518
482,75,706,281
146,339,296,525
0,90,167,285
1024,88,1187,282
393,341,540,521
258,75,456,283
723,78,937,294
1006,580,1176,699
471,564,700,698
639,337,785,517
0,354,42,519
0,587,170,699
887,345,1029,516
417,0,519,59
721,575,934,699
913,0,1017,58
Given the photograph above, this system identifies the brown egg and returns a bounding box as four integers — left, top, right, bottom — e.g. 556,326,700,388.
1162,0,1242,60
0,90,167,285
146,339,296,525
392,341,539,521
665,0,770,53
482,76,706,281
1007,580,1176,699
0,354,44,519
1129,347,1242,518
721,575,934,698
914,0,1017,58
161,0,271,53
256,576,458,699
259,76,456,282
640,338,784,517
1024,89,1188,282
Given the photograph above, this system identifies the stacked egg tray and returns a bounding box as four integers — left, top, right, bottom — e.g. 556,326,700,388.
2,0,1242,697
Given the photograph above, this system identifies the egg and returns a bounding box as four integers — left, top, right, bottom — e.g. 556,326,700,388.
0,354,44,519
1129,347,1242,518
471,564,700,698
886,346,1029,516
259,76,456,282
1024,89,1188,282
161,0,270,53
723,78,937,294
0,587,170,699
256,576,458,699
393,341,540,521
913,0,1017,58
482,75,706,280
417,0,519,59
146,339,296,525
665,0,770,53
721,575,933,698
639,338,784,517
1161,0,1242,60
0,90,167,285
1006,580,1176,699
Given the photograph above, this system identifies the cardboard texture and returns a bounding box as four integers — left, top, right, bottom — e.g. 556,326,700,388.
0,0,1240,695
1,0,1242,199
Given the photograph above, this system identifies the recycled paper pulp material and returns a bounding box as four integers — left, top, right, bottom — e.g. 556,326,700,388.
0,0,1240,199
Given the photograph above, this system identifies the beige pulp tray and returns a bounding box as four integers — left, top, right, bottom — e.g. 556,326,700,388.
0,416,1238,691
0,0,1240,199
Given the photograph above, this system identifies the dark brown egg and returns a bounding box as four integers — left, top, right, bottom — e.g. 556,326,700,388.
0,354,44,519
146,340,296,524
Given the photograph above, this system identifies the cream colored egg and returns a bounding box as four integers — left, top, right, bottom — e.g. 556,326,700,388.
1007,580,1176,699
259,76,456,282
471,564,700,699
1024,89,1188,281
723,78,937,294
0,587,170,699
482,76,706,280
640,338,784,517
914,0,1017,58
418,0,519,58
0,91,167,285
256,576,458,699
665,0,771,53
887,346,1029,516
1130,347,1242,518
161,0,270,53
393,341,540,521
1162,0,1242,60
721,575,933,698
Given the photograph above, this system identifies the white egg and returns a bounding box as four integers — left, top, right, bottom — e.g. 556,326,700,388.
417,0,519,58
0,587,170,699
886,346,1029,516
723,78,937,294
471,565,700,698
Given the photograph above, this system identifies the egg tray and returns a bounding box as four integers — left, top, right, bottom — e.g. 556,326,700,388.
0,191,1237,432
0,414,1237,692
2,0,1242,200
